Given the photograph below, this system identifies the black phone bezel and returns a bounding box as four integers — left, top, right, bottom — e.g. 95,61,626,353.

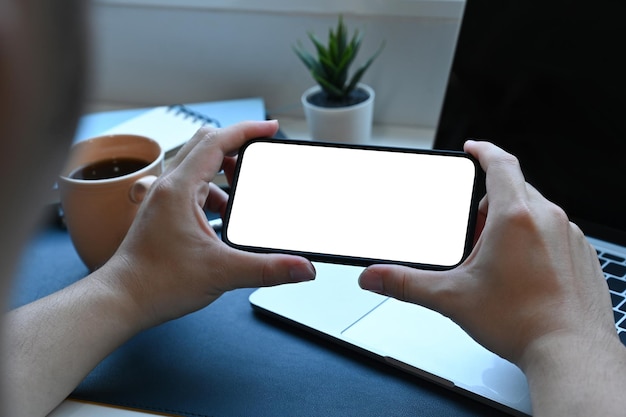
222,138,482,271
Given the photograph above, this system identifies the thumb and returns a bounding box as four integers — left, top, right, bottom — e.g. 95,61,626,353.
219,248,317,291
358,264,451,312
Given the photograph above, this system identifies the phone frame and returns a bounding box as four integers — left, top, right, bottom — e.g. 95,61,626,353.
223,138,482,270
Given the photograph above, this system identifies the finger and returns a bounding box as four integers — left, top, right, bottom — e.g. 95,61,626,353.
164,125,219,173
463,140,529,212
472,195,489,244
175,120,279,185
204,182,229,217
358,264,455,314
166,120,278,176
218,248,316,291
221,155,238,186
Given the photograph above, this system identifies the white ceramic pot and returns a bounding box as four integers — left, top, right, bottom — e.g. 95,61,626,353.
301,84,374,144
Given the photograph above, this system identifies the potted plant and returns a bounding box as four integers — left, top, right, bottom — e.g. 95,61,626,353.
294,15,384,143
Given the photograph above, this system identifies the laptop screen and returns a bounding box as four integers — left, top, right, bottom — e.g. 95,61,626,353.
433,0,626,245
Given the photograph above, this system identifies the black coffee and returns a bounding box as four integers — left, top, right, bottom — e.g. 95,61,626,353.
70,157,150,180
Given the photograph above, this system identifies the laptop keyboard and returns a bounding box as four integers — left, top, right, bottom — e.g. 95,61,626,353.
596,248,626,346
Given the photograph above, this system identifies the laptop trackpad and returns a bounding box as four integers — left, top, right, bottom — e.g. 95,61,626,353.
341,298,531,412
250,262,387,335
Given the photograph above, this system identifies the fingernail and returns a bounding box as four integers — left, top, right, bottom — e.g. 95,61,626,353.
358,269,384,294
289,262,316,282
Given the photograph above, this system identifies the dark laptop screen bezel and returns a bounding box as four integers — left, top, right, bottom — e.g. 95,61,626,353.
432,0,626,247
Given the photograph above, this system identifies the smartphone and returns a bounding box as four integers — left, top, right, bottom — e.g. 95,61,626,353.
223,138,481,270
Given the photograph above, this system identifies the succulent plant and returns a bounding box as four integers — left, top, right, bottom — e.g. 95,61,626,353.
294,15,384,106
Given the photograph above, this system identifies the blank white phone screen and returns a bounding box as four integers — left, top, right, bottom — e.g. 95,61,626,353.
225,141,477,267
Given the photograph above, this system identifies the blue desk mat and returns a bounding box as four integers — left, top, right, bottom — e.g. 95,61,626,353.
11,221,509,417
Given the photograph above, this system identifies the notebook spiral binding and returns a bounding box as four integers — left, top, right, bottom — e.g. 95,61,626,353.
168,104,221,128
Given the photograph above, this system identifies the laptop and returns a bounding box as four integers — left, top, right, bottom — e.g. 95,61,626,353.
250,3,626,416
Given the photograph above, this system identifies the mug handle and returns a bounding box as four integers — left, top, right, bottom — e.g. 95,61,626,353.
129,175,158,204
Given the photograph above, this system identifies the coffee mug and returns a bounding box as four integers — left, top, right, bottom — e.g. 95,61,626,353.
59,134,164,270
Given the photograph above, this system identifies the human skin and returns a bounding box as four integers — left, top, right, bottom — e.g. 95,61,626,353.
1,4,317,416
359,139,626,417
3,121,317,417
2,1,625,416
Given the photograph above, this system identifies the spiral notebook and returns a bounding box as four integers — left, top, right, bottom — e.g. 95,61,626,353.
99,104,220,159
77,98,267,158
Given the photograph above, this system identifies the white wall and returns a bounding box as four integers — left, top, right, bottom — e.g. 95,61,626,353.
86,0,465,129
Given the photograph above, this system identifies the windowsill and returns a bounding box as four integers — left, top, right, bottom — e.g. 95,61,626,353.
92,0,465,19
84,102,435,149
277,116,435,149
